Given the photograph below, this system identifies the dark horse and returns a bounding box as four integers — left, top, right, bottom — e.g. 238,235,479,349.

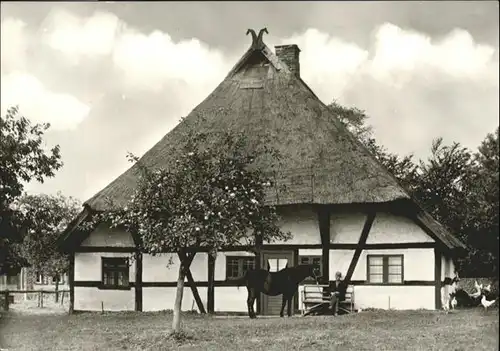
235,264,321,318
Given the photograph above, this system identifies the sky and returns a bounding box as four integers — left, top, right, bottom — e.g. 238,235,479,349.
1,1,499,204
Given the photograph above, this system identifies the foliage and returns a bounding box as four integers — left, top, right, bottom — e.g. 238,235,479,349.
0,106,63,275
88,118,291,256
13,193,81,278
329,100,499,276
78,117,290,331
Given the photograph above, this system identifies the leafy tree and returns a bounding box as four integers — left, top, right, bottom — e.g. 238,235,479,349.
462,128,499,276
14,193,81,300
1,106,63,275
328,100,499,277
83,120,290,333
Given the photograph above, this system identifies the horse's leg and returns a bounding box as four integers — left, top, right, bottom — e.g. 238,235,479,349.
287,295,293,317
247,288,256,319
280,294,287,318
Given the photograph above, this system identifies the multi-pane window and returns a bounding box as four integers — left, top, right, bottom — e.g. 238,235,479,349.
35,272,49,285
102,258,129,288
267,258,288,272
367,255,403,284
226,256,255,280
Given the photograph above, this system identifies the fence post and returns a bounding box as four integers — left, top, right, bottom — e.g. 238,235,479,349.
3,290,9,311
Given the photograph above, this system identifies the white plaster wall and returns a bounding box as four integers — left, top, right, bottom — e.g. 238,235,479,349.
353,286,434,310
142,287,207,312
367,213,434,244
351,249,434,281
330,212,365,243
329,250,355,280
74,287,135,311
298,249,322,256
74,252,135,282
81,223,135,247
441,255,456,279
264,205,320,245
214,287,256,312
142,253,208,283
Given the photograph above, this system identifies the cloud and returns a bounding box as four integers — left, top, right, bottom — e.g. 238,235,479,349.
40,9,232,115
1,18,29,72
1,7,497,201
277,23,498,157
42,9,121,64
1,72,90,131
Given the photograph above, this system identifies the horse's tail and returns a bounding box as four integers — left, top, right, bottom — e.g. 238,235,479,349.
234,271,248,290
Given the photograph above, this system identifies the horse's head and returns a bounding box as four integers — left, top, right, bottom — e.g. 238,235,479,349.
300,264,321,284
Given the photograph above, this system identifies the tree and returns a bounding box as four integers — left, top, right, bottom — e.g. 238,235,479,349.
1,106,63,275
84,119,290,333
14,193,81,300
328,100,499,276
462,128,499,276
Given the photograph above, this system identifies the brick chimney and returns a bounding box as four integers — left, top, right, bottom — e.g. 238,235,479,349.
275,44,301,78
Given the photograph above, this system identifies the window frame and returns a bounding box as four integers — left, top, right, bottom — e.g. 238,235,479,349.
366,254,404,285
299,255,322,283
225,256,256,280
101,257,131,290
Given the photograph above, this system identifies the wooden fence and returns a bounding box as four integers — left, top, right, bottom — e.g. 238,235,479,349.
0,289,70,311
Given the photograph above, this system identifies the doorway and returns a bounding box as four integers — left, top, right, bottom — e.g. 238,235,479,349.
260,250,295,315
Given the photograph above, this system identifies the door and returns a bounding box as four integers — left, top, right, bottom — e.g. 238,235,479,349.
261,251,295,315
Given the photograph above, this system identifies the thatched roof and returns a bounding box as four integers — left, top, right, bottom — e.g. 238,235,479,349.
85,32,410,211
77,28,465,251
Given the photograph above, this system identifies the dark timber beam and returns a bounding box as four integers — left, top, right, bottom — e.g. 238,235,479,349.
434,248,442,310
343,212,376,284
68,253,75,314
318,206,330,284
135,251,143,311
255,233,263,315
178,252,207,314
207,254,215,313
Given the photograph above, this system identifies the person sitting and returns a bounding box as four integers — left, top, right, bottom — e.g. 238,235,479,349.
329,271,346,316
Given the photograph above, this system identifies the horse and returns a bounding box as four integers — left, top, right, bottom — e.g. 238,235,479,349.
235,264,321,318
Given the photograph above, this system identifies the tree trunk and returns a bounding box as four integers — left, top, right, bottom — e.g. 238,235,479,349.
55,278,59,303
171,262,186,333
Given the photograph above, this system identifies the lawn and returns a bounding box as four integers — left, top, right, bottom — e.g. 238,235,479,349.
0,308,498,351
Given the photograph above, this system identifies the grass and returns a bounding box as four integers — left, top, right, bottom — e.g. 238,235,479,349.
0,308,498,351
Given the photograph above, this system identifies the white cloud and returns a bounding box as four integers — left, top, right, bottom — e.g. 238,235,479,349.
40,9,232,115
1,18,29,72
1,72,90,131
42,9,121,64
369,23,497,86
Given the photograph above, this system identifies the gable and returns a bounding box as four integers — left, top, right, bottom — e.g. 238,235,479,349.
81,223,135,248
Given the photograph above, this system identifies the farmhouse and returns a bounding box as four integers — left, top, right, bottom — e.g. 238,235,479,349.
58,29,465,315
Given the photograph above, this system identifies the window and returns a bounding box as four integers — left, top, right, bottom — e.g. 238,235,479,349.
267,258,288,272
101,258,130,289
226,256,255,280
35,272,48,285
51,274,65,285
300,256,322,281
367,255,403,284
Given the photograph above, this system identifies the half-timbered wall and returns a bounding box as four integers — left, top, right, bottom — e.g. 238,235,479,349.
71,207,444,313
74,224,136,311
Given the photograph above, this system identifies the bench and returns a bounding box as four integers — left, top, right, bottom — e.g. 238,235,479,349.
301,284,355,316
